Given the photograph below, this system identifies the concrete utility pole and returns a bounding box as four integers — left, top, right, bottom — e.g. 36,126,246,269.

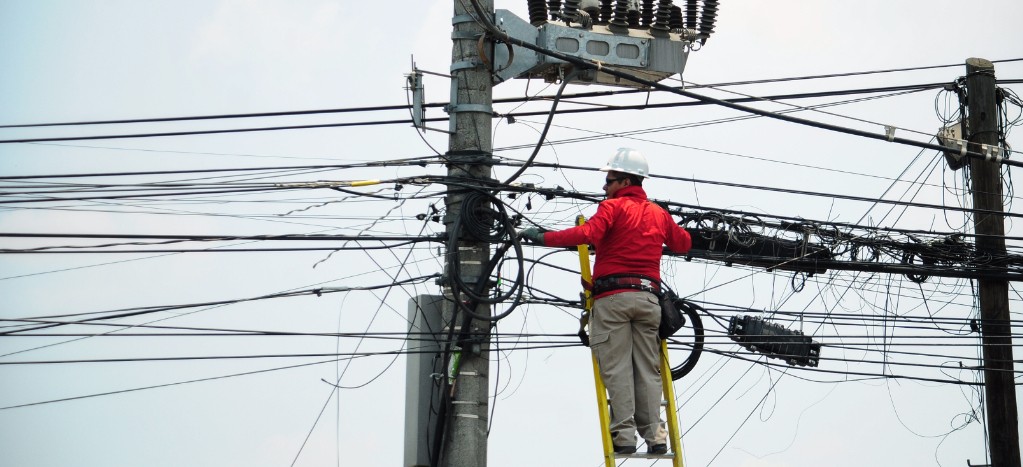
440,1,494,466
964,57,1021,467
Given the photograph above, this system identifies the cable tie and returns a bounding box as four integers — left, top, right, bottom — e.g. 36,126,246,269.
884,125,896,142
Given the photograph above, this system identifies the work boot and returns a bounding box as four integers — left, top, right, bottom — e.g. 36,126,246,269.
647,444,668,454
614,444,637,454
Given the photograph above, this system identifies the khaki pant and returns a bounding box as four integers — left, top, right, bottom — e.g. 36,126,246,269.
591,291,668,447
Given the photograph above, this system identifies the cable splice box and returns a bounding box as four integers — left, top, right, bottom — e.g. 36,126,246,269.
728,315,821,367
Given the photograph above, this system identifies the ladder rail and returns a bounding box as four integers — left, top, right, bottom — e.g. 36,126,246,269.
575,216,616,467
660,339,684,467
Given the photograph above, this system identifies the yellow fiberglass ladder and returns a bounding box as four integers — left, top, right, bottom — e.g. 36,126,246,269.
575,215,684,467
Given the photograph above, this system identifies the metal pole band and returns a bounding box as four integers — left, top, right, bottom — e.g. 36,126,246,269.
452,14,477,25
446,103,493,115
452,31,480,40
450,60,480,72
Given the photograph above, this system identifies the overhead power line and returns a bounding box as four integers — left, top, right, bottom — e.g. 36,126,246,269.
0,156,443,181
508,161,1023,221
0,274,441,335
1,55,1019,129
5,81,1021,144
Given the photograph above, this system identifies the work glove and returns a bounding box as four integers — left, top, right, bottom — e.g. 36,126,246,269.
518,227,545,246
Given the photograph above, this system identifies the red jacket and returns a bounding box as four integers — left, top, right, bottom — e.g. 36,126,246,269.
543,185,691,297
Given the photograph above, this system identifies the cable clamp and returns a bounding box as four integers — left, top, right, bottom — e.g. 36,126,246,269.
884,125,896,142
982,144,1003,163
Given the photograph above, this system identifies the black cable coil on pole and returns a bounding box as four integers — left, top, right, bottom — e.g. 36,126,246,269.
446,189,526,322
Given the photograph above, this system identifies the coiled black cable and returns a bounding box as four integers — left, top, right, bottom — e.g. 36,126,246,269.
446,190,526,321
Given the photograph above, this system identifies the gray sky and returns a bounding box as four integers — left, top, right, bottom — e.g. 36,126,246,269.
1,1,1021,466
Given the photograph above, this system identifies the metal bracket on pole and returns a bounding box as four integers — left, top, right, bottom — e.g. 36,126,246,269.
409,68,425,132
446,67,495,133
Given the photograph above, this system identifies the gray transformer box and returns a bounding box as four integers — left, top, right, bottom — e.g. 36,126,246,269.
403,295,445,467
492,9,690,88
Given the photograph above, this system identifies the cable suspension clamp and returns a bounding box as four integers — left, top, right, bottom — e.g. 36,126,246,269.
884,125,896,142
981,144,1003,163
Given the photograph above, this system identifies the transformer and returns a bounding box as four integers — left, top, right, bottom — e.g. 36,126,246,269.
491,8,691,88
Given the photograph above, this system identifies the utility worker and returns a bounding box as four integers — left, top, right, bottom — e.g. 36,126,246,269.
519,148,692,455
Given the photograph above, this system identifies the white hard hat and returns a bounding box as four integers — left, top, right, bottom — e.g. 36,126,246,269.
600,148,649,177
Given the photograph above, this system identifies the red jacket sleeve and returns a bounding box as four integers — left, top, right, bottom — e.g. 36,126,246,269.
543,201,616,247
540,189,688,283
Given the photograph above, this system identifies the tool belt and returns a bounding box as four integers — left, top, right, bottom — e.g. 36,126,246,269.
592,274,661,297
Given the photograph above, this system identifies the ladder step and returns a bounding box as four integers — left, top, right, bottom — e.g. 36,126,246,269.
614,452,675,460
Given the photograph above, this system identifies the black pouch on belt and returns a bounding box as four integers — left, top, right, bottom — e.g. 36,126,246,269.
658,289,687,339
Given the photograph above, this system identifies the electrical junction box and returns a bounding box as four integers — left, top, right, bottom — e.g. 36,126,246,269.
492,9,690,88
728,315,821,367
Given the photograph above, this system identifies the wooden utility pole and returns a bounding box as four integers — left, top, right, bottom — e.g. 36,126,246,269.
440,1,494,466
965,57,1021,467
